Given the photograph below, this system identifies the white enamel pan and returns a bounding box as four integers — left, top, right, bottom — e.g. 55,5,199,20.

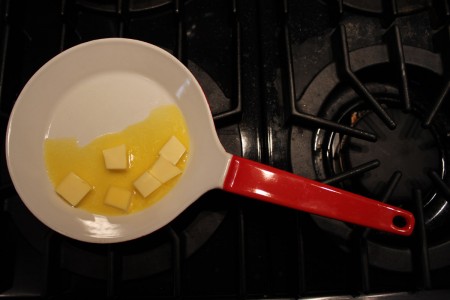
6,38,415,243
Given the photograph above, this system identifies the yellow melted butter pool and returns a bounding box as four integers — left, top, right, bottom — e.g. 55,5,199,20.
44,104,189,216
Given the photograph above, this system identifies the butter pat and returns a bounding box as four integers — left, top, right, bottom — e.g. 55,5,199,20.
103,144,128,170
104,186,132,211
159,136,186,165
56,172,92,206
133,171,162,198
150,156,182,183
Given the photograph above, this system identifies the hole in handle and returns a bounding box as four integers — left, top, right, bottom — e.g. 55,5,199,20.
393,215,408,229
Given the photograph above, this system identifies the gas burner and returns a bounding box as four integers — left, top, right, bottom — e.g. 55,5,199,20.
4,0,241,278
3,35,237,278
4,55,238,278
77,0,172,13
345,108,442,203
290,36,450,272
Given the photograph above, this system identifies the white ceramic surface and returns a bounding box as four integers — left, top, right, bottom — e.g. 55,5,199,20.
6,38,231,243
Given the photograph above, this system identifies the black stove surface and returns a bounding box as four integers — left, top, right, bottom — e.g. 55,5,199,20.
1,0,450,299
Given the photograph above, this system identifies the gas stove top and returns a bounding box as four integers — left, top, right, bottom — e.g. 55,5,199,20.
1,0,450,299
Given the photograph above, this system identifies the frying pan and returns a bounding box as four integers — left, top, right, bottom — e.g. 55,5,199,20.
6,38,415,243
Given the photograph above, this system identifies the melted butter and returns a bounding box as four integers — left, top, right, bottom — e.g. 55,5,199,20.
44,104,189,216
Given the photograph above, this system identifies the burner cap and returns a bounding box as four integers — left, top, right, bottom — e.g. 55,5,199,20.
346,109,442,203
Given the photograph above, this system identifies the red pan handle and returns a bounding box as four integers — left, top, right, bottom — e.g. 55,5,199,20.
223,156,415,236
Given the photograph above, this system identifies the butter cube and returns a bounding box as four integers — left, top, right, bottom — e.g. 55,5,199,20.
103,144,128,170
159,136,186,165
150,156,182,183
133,171,162,198
56,172,92,206
104,186,132,211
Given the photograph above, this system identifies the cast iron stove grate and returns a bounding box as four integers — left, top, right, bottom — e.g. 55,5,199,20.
284,0,450,296
1,0,450,299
